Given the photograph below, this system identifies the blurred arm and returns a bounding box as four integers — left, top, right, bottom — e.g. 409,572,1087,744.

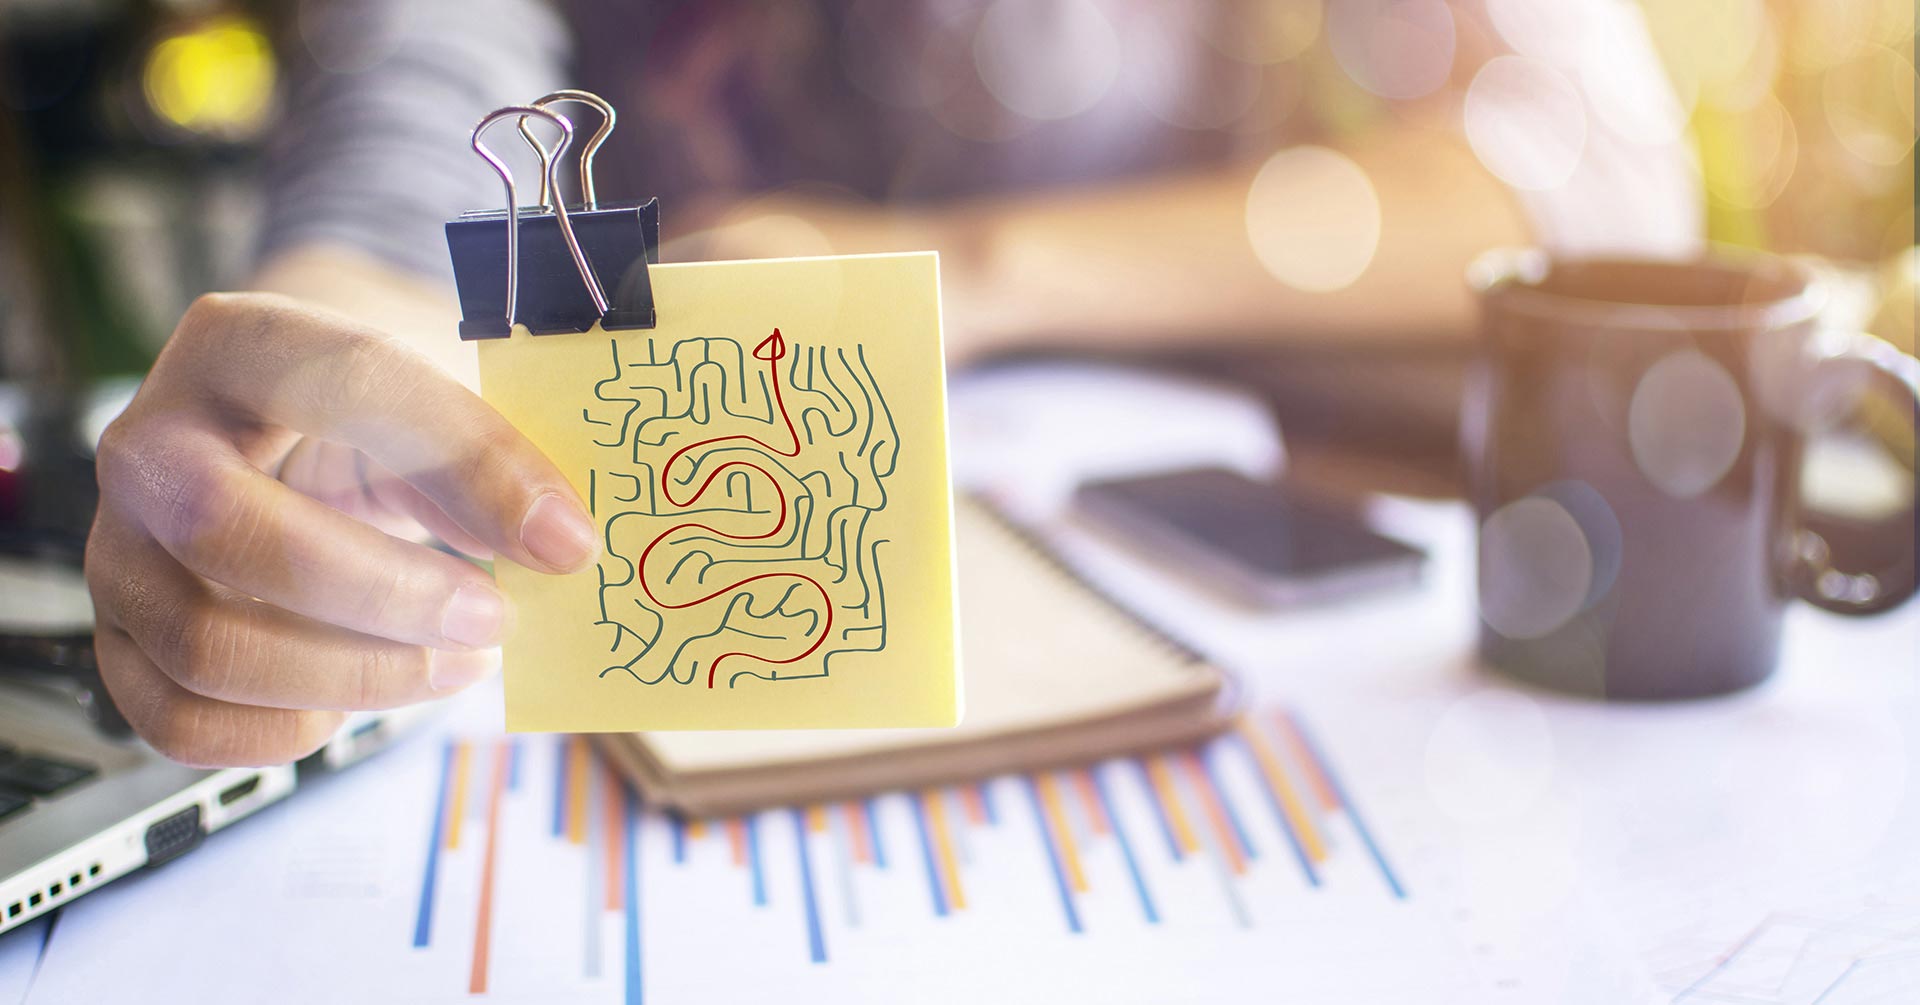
254,0,572,378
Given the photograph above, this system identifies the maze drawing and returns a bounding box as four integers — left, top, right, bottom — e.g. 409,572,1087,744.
581,328,898,690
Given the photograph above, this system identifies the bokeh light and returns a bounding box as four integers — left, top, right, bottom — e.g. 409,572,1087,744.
1629,350,1748,498
1464,56,1588,192
1478,495,1593,640
1243,146,1380,293
1122,8,1264,132
1822,44,1918,167
972,0,1120,122
1326,0,1455,101
141,16,277,140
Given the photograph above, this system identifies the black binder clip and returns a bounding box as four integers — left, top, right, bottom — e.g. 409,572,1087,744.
446,90,659,340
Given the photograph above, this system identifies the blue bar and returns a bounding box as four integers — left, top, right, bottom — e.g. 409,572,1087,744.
1132,758,1184,862
1092,766,1159,924
978,781,999,826
791,809,828,963
1022,776,1083,934
583,758,603,979
622,789,643,1005
863,796,887,869
1288,711,1406,899
1231,734,1320,888
747,814,767,906
552,735,570,838
411,740,456,948
909,793,948,917
1199,746,1258,861
669,814,687,864
507,736,523,792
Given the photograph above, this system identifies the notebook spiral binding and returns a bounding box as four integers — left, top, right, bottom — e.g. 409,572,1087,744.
446,89,660,341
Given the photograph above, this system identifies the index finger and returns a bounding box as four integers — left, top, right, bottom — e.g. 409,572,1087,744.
169,292,598,574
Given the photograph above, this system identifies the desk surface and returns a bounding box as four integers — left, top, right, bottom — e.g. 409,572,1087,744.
4,367,1916,1004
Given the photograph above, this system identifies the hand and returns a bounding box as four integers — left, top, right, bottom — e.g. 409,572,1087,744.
86,293,599,766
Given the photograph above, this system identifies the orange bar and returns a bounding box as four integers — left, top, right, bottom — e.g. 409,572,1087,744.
566,737,591,845
958,784,988,826
726,817,748,866
1145,755,1200,854
806,804,828,833
603,770,624,911
1180,751,1247,875
1071,768,1109,835
921,790,967,910
1274,711,1339,812
1035,774,1088,892
1238,718,1328,862
844,801,872,864
687,817,709,839
444,741,471,850
468,741,510,994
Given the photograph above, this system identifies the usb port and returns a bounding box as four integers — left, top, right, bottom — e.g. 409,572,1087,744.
218,775,261,807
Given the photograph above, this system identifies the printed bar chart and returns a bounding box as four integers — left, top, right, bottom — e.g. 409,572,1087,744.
408,707,1405,1002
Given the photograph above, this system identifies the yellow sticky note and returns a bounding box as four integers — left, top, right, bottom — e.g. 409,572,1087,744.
478,252,959,732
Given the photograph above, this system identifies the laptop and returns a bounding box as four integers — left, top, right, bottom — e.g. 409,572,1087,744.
0,549,430,937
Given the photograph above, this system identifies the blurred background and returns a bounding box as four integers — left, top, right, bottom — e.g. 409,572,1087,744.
0,0,1912,532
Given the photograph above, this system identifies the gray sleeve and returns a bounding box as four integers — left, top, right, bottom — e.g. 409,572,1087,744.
259,0,573,283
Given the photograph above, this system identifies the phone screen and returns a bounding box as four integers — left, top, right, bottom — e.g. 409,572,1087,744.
1073,468,1424,607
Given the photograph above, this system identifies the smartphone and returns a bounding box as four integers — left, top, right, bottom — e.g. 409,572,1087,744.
1072,468,1425,608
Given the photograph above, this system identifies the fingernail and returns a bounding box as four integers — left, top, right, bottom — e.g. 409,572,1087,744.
441,582,507,648
521,491,598,571
430,648,500,692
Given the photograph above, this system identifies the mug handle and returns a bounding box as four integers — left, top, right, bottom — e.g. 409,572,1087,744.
1787,331,1919,615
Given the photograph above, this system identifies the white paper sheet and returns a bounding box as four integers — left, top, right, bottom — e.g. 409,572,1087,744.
7,371,1914,1003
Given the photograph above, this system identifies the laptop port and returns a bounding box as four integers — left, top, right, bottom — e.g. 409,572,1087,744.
218,775,261,807
143,805,203,867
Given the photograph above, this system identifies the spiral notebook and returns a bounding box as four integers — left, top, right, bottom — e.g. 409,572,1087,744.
594,497,1232,814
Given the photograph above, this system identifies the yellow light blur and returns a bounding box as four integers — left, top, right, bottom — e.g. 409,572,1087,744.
1699,93,1800,210
142,16,277,139
1640,0,1767,109
1243,145,1379,293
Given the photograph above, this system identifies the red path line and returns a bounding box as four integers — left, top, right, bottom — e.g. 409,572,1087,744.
468,741,510,994
634,329,834,688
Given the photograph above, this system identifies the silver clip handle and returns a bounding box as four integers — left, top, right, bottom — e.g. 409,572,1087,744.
469,104,610,327
515,89,617,211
